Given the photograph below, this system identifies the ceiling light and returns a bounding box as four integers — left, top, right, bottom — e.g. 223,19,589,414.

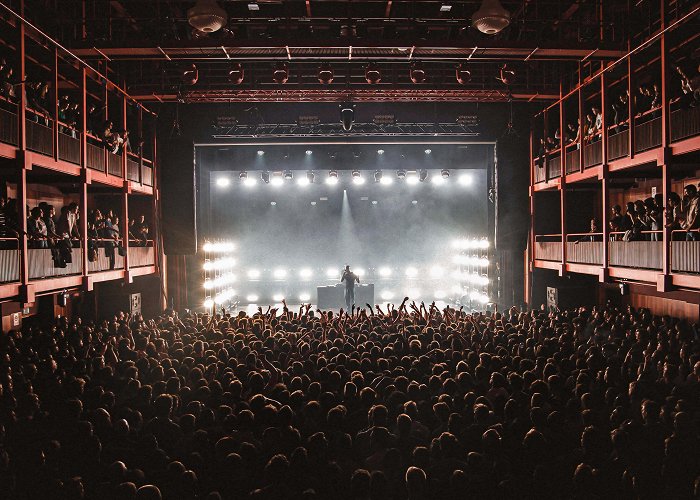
228,63,244,84
216,177,230,187
305,150,313,155
409,62,426,84
188,0,228,33
441,169,450,179
181,64,199,85
456,63,471,84
247,2,260,11
326,170,339,185
377,149,385,155
318,63,334,84
365,62,381,84
424,149,431,154
472,0,511,35
257,150,265,156
340,103,355,131
440,4,452,12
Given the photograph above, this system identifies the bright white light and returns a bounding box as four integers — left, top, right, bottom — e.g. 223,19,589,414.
202,241,235,253
247,269,261,280
244,177,257,187
469,291,490,304
380,290,394,300
273,268,287,279
424,149,432,154
216,177,231,187
214,288,237,304
246,294,259,302
203,298,214,308
297,177,310,187
352,176,366,185
452,238,490,250
405,266,418,278
203,273,237,289
434,290,446,299
257,150,265,156
453,255,490,267
305,150,313,155
407,288,421,298
272,294,285,302
299,293,311,302
380,176,393,185
203,257,236,271
271,177,284,187
458,174,472,186
406,174,419,185
326,267,337,278
377,149,385,155
429,265,444,278
326,176,339,185
355,268,366,277
299,268,313,279
431,176,445,186
378,267,392,278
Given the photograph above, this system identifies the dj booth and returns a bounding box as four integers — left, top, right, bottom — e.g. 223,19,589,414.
317,284,374,309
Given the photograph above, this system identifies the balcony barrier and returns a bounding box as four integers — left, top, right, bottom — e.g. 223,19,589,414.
534,235,562,261
127,156,140,182
634,115,662,153
565,146,580,174
583,141,602,168
142,163,153,186
607,129,629,161
129,241,155,267
25,117,53,156
548,153,561,179
107,151,122,177
670,107,700,143
87,240,125,272
566,234,604,265
0,103,18,146
534,159,546,183
0,238,20,283
86,140,106,172
58,129,81,165
28,242,83,279
609,231,662,270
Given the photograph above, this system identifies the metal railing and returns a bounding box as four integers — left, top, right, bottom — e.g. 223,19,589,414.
565,233,604,265
0,237,20,283
87,238,125,272
129,239,155,267
28,240,83,280
670,106,700,143
534,234,562,262
127,155,140,182
0,97,18,146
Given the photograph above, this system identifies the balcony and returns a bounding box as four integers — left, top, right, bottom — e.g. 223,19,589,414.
127,155,140,182
142,161,153,186
671,106,700,143
25,115,53,157
58,128,81,165
566,234,603,265
0,238,20,283
634,113,662,153
28,242,83,280
607,128,629,161
0,99,18,146
107,151,122,177
583,140,602,169
565,145,580,174
87,240,125,272
86,137,106,172
534,235,561,261
548,153,562,179
129,241,155,267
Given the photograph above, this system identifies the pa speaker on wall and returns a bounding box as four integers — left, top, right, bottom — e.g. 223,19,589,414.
161,139,197,255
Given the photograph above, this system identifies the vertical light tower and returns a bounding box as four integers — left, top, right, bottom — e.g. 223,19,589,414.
202,240,237,312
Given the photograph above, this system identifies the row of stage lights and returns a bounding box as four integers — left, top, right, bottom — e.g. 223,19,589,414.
216,168,473,188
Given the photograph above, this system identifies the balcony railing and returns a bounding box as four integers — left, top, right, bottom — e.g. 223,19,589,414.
583,141,602,168
534,235,561,261
607,128,629,161
634,114,662,153
534,159,546,183
565,145,580,174
127,155,140,182
107,151,122,177
28,242,83,280
0,238,20,283
86,139,106,172
25,115,53,156
87,240,125,272
0,101,18,146
671,107,700,142
548,153,561,179
142,162,153,186
129,241,155,267
566,234,604,265
58,128,81,165
609,231,663,270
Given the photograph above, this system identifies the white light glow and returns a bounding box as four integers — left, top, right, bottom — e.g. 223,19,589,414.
406,174,419,185
453,255,490,267
352,176,366,185
272,294,285,302
469,291,490,304
380,290,394,300
431,176,445,186
246,294,259,302
424,149,432,154
405,266,418,278
299,268,313,279
203,298,214,308
203,273,237,290
434,290,446,299
247,269,261,280
458,174,472,186
429,265,445,278
377,149,385,155
378,267,392,278
355,268,366,277
305,150,313,155
452,238,490,250
257,150,265,156
454,272,490,286
297,177,310,187
326,176,339,185
270,177,284,187
202,241,235,253
407,288,421,298
273,268,287,279
203,257,236,271
244,177,257,187
214,288,237,304
216,177,231,187
299,293,311,302
380,176,393,185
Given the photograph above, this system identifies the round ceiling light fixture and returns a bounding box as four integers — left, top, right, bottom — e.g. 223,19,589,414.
409,62,426,84
228,62,244,84
318,63,334,84
181,64,199,85
471,0,510,35
456,63,471,84
188,0,228,33
273,62,289,84
365,62,381,84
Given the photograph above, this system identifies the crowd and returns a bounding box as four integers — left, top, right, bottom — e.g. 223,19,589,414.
0,300,698,499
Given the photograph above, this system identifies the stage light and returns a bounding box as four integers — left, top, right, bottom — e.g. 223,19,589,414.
244,177,257,187
297,177,310,187
431,176,445,186
498,64,516,85
456,63,471,85
203,297,214,308
246,294,259,302
365,62,381,84
441,169,450,179
318,63,334,84
352,171,365,185
410,62,426,84
326,171,339,185
273,62,289,84
257,150,265,156
203,272,237,289
261,171,270,183
214,288,237,304
434,290,446,299
272,293,285,302
355,268,366,277
381,290,394,300
247,269,261,279
377,149,385,155
406,172,419,185
458,174,472,186
228,62,244,84
273,268,287,279
452,238,490,249
216,177,230,187
299,293,311,302
430,265,445,278
379,267,392,277
374,171,382,183
305,150,313,155
397,170,406,180
202,241,235,253
440,4,452,12
453,255,490,267
203,257,236,271
283,170,293,181
270,201,277,206
340,103,355,131
424,149,432,154
469,291,490,304
188,0,228,32
306,171,315,184
326,267,337,278
372,200,378,205
271,176,284,187
299,268,313,279
405,266,418,278
380,176,393,185
419,170,428,182
181,64,199,85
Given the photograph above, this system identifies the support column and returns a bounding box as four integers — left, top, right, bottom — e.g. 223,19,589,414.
659,0,672,291
628,43,636,159
52,47,59,162
601,169,610,282
577,65,584,173
80,175,89,287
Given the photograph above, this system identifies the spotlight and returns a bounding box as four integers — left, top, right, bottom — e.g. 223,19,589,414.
246,294,259,302
273,62,289,84
405,266,418,278
299,268,313,279
365,62,381,84
244,177,257,187
340,103,355,131
380,290,394,301
419,170,428,182
216,177,230,187
352,170,365,185
181,64,199,85
377,149,385,155
472,0,511,35
257,150,265,156
441,169,450,179
203,297,214,308
469,291,490,304
203,272,237,289
283,170,293,181
458,174,472,186
456,63,471,84
374,170,383,183
326,267,337,278
380,176,393,185
214,289,237,305
318,63,334,84
424,149,432,154
406,172,419,185
297,176,310,187
355,268,366,277
273,268,287,279
272,293,285,302
498,64,516,85
431,176,445,186
379,267,392,277
397,170,406,180
409,62,426,84
228,62,244,84
247,269,261,279
271,177,283,187
202,241,235,253
440,4,452,12
326,170,339,185
203,257,236,271
305,150,313,155
299,293,311,302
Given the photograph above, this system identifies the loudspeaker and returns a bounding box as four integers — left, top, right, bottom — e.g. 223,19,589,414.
161,139,197,255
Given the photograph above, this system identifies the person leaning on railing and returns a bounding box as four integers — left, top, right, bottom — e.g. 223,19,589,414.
680,184,700,241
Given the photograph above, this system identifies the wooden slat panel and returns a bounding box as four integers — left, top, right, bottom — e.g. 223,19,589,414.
107,152,122,177
87,142,105,172
127,158,140,182
548,154,561,179
670,107,700,143
534,160,546,183
671,241,700,273
583,142,602,168
534,242,561,262
142,165,153,186
58,132,81,164
0,107,18,145
28,248,83,279
607,129,629,160
634,116,662,153
566,242,603,265
25,119,53,156
609,241,662,270
0,249,20,283
129,246,155,267
565,149,580,174
87,246,125,272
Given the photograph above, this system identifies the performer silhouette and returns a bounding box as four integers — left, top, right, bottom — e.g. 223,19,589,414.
340,265,360,309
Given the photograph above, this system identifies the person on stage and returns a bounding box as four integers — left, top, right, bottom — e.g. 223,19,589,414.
340,265,360,309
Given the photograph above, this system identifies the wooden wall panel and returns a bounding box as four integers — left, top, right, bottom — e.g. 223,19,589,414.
626,292,700,321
